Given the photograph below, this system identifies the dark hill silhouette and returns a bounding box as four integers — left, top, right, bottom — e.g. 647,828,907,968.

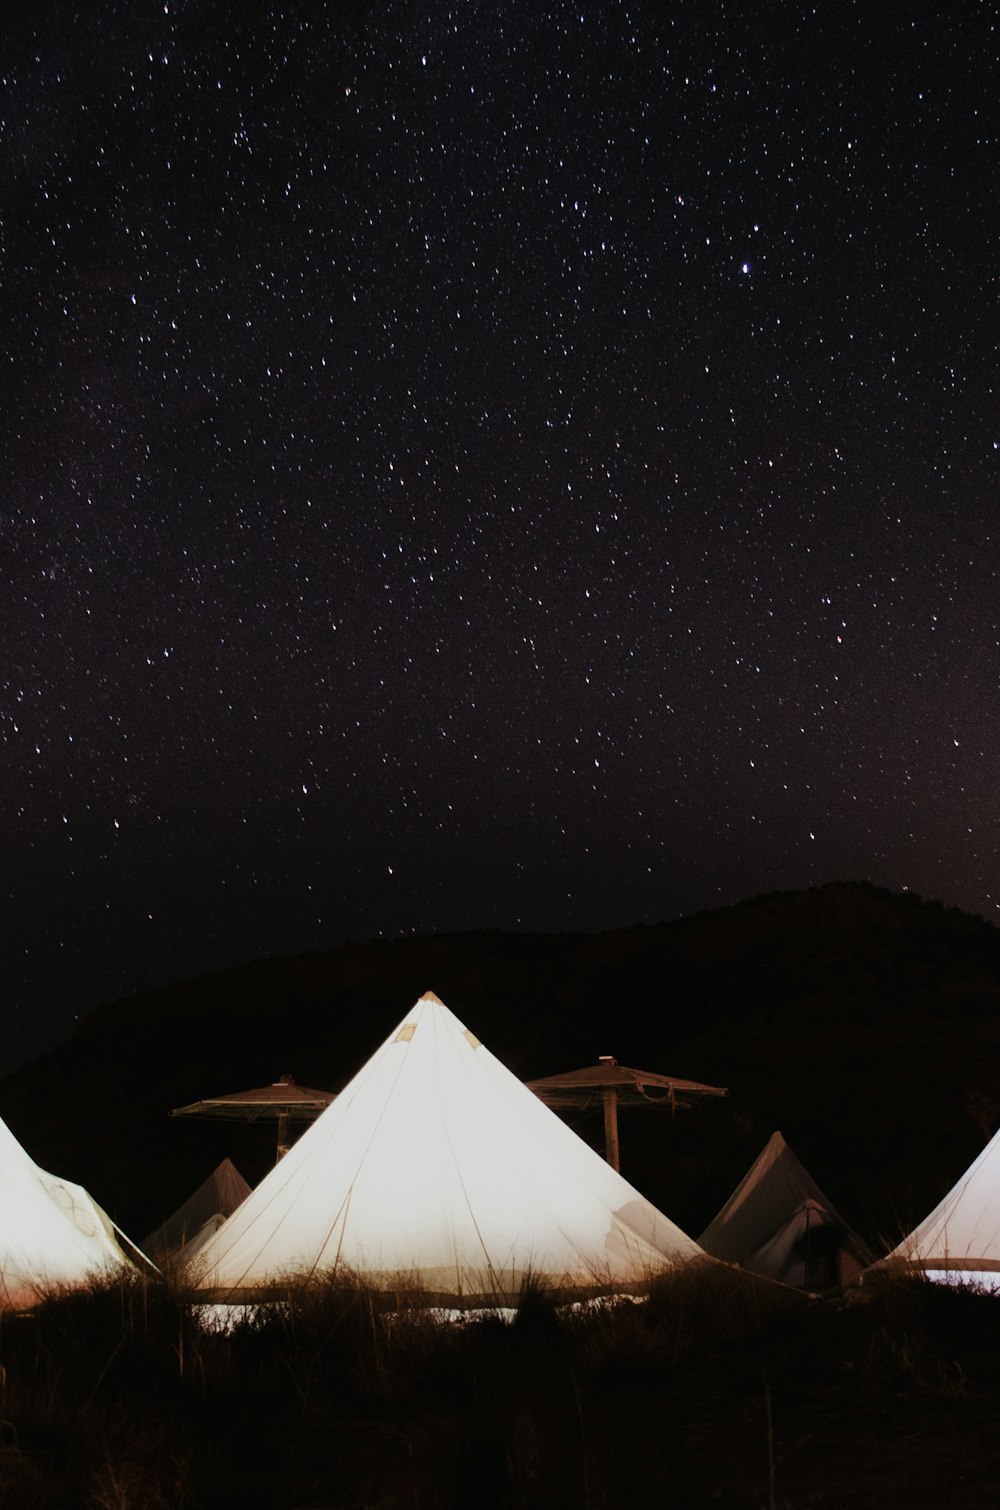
2,881,1000,1254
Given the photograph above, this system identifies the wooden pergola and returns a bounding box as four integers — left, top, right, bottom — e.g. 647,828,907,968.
527,1056,727,1172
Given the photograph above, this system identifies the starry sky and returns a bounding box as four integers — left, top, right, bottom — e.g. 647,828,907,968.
3,1,998,1074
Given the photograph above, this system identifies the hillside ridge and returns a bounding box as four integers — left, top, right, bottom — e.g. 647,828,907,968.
3,881,999,1250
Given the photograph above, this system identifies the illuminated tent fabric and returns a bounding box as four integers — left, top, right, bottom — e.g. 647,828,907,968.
698,1132,870,1289
882,1125,1000,1287
143,1158,251,1265
189,991,704,1299
0,1112,134,1309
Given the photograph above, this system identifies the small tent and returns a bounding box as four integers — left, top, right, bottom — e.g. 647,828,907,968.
698,1131,870,1289
0,1111,134,1309
882,1124,1000,1288
189,991,704,1300
143,1158,251,1265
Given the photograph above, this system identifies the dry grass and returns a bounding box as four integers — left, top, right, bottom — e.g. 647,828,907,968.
0,1263,999,1507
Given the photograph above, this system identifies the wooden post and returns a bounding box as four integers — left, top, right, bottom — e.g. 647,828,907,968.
276,1111,290,1162
602,1088,620,1171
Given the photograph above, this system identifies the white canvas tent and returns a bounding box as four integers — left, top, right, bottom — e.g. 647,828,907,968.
699,1132,870,1290
882,1124,1000,1289
188,991,704,1300
0,1111,134,1310
143,1158,251,1265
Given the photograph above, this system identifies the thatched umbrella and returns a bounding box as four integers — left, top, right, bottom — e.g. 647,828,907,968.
527,1056,727,1171
170,1074,335,1162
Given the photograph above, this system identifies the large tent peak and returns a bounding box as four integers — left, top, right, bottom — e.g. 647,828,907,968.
189,991,703,1300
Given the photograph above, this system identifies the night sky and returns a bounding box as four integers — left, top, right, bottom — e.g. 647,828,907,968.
3,2,998,1075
